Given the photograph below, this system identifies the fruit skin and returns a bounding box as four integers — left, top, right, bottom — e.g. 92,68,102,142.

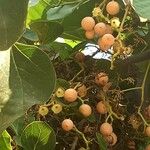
74,52,85,63
96,101,107,114
56,87,65,98
95,72,109,86
111,17,120,28
51,104,62,114
77,84,87,98
62,119,74,131
38,106,49,116
85,30,95,39
145,126,150,137
106,1,120,15
101,34,115,47
105,24,113,34
100,122,113,136
98,38,110,51
64,88,78,102
104,132,117,146
81,16,95,31
94,22,106,37
145,144,150,150
79,104,92,117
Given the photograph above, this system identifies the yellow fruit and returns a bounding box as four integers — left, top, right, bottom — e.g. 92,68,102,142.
56,87,65,98
92,7,101,17
145,126,150,137
85,30,95,39
111,17,120,28
51,104,62,114
64,88,78,102
106,1,120,15
38,106,49,116
100,122,113,136
94,22,106,37
96,101,107,114
95,72,109,86
79,104,92,117
81,17,95,31
77,84,87,98
62,119,74,131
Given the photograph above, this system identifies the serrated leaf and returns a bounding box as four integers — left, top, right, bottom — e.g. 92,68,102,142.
133,0,150,19
0,0,29,50
0,130,12,150
0,43,56,133
21,121,56,150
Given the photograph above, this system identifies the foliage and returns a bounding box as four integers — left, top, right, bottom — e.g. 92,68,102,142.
0,0,150,149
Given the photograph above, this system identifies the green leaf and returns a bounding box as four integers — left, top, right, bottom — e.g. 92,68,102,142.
27,0,60,24
96,132,107,150
0,0,29,50
30,21,63,44
133,0,150,19
46,1,86,21
0,130,12,150
48,42,73,60
0,43,56,133
23,29,39,41
21,121,56,150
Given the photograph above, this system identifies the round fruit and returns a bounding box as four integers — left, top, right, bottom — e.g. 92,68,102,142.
145,144,150,150
95,72,109,86
85,30,95,39
105,24,113,34
100,122,113,136
75,52,85,62
98,38,110,51
81,16,95,31
64,88,78,102
51,104,62,114
145,126,150,137
106,1,120,15
92,7,101,17
56,87,65,98
101,34,115,47
111,17,120,28
38,106,49,116
77,84,87,98
104,132,117,146
94,22,106,37
79,104,92,117
62,119,74,131
96,101,107,114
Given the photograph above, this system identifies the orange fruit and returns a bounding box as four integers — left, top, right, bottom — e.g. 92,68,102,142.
64,88,78,102
95,72,109,86
100,122,113,136
145,126,150,137
96,101,108,114
94,22,106,37
62,119,74,131
104,132,117,146
98,38,111,51
101,34,115,47
106,1,120,15
85,30,95,39
79,104,92,117
81,16,95,31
